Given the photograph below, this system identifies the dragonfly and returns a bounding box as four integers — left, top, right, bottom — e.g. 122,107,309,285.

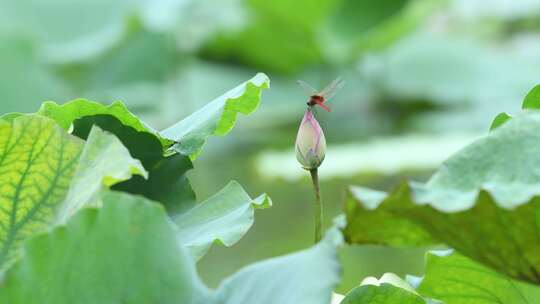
297,77,345,112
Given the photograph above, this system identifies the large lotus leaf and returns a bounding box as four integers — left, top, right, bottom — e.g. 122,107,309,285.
160,72,270,158
344,111,540,284
413,250,540,304
211,228,342,304
0,115,146,270
0,191,206,304
13,109,188,219
2,91,270,257
341,273,435,304
0,191,341,304
174,181,271,260
0,115,83,268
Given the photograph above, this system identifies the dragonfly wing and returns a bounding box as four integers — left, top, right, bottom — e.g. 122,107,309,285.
319,77,345,101
297,80,319,96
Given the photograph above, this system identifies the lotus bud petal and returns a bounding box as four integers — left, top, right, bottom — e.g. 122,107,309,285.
295,108,326,170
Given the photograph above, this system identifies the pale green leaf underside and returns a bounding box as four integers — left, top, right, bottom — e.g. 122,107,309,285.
411,112,540,211
0,115,83,268
211,228,342,304
0,192,341,304
341,273,430,304
344,112,540,284
0,191,206,304
161,73,270,158
416,250,540,304
174,180,271,260
55,126,147,224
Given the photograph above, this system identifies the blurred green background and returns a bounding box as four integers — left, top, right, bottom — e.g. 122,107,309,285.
2,0,540,294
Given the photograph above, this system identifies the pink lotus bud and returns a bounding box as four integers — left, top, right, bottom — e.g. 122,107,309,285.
295,108,326,170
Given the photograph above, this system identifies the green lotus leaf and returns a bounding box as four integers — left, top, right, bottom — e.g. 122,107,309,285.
344,111,540,284
0,74,279,294
489,112,512,130
523,84,540,110
0,115,83,268
0,191,206,303
73,120,266,262
211,227,342,304
174,181,271,260
3,72,270,161
341,273,436,304
42,99,171,147
0,115,146,270
415,250,540,303
0,191,340,304
160,72,270,158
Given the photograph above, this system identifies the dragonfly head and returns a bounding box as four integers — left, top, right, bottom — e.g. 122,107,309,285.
307,95,324,106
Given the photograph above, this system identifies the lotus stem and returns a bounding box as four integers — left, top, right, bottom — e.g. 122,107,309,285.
309,168,323,243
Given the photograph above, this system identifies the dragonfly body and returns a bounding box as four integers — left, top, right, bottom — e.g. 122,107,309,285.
308,95,330,112
298,78,344,112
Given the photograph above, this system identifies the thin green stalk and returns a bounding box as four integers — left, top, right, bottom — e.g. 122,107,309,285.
309,168,323,243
